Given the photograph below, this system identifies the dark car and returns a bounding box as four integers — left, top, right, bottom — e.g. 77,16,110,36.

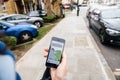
27,10,47,17
0,21,38,43
0,14,44,28
86,4,103,27
88,7,120,44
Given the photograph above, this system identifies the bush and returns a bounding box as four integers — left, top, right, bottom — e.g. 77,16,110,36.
43,15,57,22
0,36,17,48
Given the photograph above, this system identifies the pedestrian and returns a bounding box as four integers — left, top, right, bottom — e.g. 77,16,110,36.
60,4,65,18
70,4,73,11
0,54,16,80
0,41,22,80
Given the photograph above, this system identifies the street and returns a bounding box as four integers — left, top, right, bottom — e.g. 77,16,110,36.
80,6,120,72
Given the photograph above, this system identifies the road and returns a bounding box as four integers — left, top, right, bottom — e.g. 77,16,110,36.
80,6,120,72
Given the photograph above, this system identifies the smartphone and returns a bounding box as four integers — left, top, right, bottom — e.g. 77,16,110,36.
46,37,65,68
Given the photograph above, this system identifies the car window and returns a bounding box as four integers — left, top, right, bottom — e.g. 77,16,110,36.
28,11,40,16
3,17,15,21
101,9,120,19
20,15,28,19
12,15,28,20
0,14,4,17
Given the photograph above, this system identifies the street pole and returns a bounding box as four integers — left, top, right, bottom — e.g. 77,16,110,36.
77,0,79,16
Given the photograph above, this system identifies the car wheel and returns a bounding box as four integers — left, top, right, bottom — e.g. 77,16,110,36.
99,30,108,44
34,21,42,28
18,31,33,43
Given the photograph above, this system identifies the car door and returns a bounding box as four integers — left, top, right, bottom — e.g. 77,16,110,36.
91,9,102,33
90,9,97,30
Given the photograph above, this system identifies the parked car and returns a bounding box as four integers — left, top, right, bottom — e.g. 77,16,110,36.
63,3,70,9
88,6,120,44
0,21,38,43
0,14,44,28
87,4,119,20
27,10,47,17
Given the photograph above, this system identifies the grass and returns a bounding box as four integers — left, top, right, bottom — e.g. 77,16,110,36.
36,24,55,40
65,9,72,12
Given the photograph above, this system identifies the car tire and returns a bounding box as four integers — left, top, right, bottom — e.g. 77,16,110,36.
18,31,33,43
34,21,42,28
99,30,108,44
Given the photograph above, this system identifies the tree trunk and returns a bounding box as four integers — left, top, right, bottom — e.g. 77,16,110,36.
52,0,61,17
45,0,52,16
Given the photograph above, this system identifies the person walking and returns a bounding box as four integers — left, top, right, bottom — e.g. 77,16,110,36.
0,41,22,80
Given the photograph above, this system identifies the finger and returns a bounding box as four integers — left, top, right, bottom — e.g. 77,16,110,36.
44,53,48,58
44,48,49,52
61,52,67,62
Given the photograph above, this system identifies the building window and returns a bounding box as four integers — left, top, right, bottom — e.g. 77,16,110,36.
1,3,6,11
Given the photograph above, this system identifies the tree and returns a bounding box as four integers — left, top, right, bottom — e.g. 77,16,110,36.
44,0,53,16
51,0,62,17
44,0,62,17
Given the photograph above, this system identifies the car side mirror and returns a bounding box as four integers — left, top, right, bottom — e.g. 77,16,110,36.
94,15,100,21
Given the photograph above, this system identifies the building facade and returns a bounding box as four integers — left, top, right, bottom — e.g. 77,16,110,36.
0,0,16,14
0,0,44,14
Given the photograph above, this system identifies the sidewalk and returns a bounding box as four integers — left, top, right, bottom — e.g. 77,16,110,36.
16,10,116,80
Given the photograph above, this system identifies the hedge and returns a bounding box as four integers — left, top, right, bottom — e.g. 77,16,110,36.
43,15,57,22
0,36,17,48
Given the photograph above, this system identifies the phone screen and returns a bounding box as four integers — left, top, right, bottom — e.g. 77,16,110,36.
46,38,65,67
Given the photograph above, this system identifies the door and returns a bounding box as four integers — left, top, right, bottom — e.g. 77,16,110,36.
91,9,102,33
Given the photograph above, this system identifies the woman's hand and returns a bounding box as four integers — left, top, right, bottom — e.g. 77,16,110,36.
44,48,67,80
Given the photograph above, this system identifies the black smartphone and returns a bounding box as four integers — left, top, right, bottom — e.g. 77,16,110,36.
46,37,65,68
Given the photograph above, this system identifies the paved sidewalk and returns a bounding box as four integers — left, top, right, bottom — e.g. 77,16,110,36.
16,10,116,80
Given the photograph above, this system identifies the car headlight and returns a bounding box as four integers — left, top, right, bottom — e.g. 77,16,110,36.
31,25,38,29
106,28,120,36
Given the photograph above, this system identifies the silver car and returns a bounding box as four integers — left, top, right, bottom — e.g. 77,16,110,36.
0,13,8,17
0,14,44,28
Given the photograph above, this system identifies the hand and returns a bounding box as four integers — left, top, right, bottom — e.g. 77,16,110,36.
44,48,67,80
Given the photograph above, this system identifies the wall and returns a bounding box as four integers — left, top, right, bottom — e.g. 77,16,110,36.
0,0,16,14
